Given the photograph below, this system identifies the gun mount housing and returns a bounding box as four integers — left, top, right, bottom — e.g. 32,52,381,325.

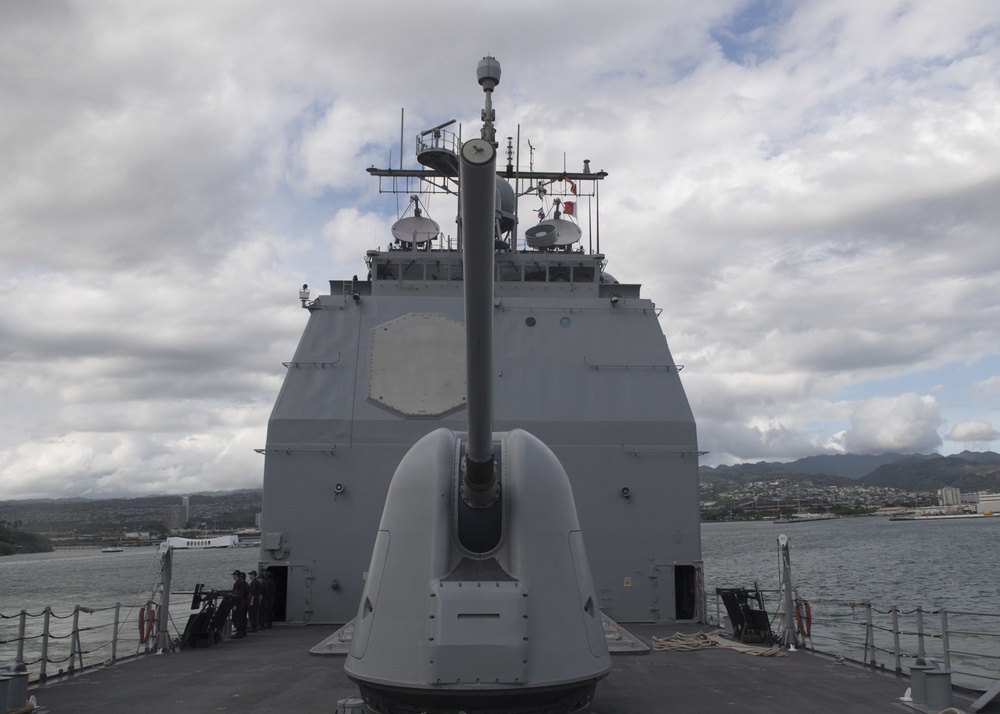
344,57,611,714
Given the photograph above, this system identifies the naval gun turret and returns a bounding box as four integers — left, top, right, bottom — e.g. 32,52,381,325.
344,57,611,714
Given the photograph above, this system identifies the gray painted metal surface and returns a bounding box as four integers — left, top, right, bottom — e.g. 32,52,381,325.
258,59,703,631
31,623,970,714
343,428,610,708
345,117,612,706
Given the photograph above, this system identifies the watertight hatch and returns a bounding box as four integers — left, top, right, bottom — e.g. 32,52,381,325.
424,580,528,685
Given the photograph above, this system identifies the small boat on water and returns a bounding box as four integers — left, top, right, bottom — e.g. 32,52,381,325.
100,546,124,553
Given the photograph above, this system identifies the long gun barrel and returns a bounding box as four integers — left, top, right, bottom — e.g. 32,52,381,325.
460,136,497,491
460,56,501,494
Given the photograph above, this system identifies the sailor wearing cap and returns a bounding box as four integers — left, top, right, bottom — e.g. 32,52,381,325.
248,570,261,632
231,570,249,638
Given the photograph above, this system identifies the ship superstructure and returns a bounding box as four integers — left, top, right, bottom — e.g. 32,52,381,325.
258,65,703,628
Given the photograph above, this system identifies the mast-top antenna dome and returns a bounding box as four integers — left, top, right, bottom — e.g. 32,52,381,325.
477,56,501,90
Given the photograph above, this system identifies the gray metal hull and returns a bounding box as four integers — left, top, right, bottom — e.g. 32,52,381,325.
259,256,703,625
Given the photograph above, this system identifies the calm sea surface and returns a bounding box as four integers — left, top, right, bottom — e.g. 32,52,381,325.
2,517,998,686
702,516,1000,689
0,545,253,615
0,546,254,674
702,516,1000,613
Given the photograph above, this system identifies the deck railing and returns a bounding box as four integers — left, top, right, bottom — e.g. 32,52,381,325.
713,589,1000,692
9,594,1000,696
0,604,159,682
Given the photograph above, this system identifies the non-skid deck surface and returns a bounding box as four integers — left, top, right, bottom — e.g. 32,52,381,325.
29,623,983,713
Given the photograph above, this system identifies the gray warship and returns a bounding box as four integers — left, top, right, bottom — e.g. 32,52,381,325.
258,58,701,630
257,59,701,712
19,58,998,714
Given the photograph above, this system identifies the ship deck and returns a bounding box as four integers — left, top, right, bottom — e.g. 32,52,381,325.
28,623,988,713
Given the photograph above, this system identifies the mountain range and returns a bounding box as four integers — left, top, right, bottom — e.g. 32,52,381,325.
701,451,1000,493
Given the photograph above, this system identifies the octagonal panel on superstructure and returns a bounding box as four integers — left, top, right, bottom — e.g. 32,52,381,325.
368,313,467,416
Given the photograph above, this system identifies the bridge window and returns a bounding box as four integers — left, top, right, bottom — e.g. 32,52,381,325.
400,261,424,280
375,262,395,280
549,267,570,283
497,264,521,281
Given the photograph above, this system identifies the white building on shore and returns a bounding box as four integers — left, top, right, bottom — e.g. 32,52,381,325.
976,493,1000,515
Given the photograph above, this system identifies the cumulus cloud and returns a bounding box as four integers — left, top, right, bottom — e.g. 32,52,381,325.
1,1,999,494
322,208,394,266
0,428,266,500
948,421,1000,442
840,394,943,454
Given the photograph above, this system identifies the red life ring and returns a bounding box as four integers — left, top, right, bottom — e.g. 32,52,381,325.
139,605,156,644
794,600,812,638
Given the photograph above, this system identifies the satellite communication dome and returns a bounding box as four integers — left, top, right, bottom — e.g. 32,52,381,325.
525,222,558,248
391,215,440,244
526,218,581,248
549,218,582,246
496,176,515,214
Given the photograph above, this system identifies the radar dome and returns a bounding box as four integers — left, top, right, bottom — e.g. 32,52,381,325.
477,56,501,89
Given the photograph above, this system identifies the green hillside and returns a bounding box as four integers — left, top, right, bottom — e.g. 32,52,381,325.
0,523,54,556
860,456,1000,493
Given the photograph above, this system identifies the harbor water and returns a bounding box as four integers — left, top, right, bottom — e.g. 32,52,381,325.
703,516,1000,690
0,545,253,679
2,517,998,688
705,515,1000,613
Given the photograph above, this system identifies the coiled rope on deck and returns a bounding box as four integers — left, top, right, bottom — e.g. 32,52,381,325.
651,630,787,657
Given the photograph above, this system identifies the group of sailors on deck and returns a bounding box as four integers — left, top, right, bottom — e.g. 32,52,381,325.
230,569,274,638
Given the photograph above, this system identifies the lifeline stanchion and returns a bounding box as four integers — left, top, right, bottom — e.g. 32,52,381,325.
39,607,51,682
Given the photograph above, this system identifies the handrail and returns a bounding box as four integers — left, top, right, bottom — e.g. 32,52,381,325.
7,593,1000,695
711,593,1000,693
282,354,341,368
0,602,165,683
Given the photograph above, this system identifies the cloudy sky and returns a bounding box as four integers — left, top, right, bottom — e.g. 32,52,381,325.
2,1,998,499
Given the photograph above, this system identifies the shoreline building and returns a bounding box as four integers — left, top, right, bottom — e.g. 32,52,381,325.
163,496,190,533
